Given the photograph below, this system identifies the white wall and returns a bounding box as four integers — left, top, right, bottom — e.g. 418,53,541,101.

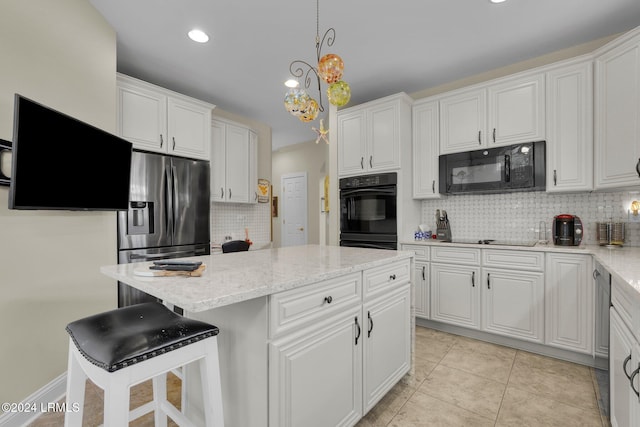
0,0,118,408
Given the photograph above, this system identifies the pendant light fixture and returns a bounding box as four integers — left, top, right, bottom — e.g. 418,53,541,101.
283,0,351,126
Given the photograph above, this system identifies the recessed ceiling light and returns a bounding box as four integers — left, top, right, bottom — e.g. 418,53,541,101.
188,29,209,43
284,79,299,88
490,0,507,3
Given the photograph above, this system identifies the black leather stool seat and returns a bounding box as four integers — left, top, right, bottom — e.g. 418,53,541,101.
66,302,219,372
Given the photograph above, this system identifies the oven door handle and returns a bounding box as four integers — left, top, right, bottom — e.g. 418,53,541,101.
340,187,396,197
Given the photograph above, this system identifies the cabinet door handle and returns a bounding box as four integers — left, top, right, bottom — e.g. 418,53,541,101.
631,364,640,398
160,134,164,148
492,128,496,143
220,188,224,199
355,316,361,345
432,180,435,193
636,158,640,178
361,157,364,169
255,192,258,201
478,131,481,145
487,273,491,289
369,155,373,168
229,188,232,198
593,269,600,280
624,354,632,379
471,271,475,287
172,136,176,150
367,311,374,338
389,274,396,280
553,169,557,186
323,296,333,304
422,265,426,280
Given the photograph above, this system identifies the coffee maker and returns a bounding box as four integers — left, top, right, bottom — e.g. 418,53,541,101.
552,214,583,246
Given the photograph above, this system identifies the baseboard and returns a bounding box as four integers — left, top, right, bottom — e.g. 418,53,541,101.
0,373,66,427
416,318,607,369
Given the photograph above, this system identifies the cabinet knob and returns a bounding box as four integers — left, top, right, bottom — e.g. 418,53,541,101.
389,274,396,280
298,227,304,231
323,296,333,304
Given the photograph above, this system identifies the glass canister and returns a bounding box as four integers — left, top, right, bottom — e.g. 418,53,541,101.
596,222,625,247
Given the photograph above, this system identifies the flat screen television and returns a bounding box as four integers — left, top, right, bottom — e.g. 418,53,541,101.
8,94,132,211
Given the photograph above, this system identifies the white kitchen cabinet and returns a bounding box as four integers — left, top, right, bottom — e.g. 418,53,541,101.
116,74,213,160
362,284,411,413
545,253,593,354
481,267,544,343
594,261,610,359
211,118,258,203
269,306,363,427
594,27,640,190
439,73,544,154
412,99,441,199
545,58,594,192
337,93,412,177
610,273,640,427
401,244,429,319
268,259,411,426
439,88,486,153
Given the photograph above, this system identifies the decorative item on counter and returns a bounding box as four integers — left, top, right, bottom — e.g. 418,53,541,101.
244,228,253,247
596,221,625,247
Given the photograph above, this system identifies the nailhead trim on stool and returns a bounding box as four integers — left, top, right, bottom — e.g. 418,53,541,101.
64,302,224,426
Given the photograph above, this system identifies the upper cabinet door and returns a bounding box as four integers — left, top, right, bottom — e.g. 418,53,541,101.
594,29,640,190
412,99,440,199
337,109,367,176
210,120,226,202
368,102,401,171
488,74,545,146
545,59,593,192
167,97,212,160
117,82,167,153
439,88,486,154
225,124,251,203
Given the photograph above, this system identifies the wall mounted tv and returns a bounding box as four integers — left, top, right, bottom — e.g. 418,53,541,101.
8,94,132,211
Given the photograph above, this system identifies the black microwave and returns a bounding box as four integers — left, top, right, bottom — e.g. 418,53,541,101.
439,141,545,194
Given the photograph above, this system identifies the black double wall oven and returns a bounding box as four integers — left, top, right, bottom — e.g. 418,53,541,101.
340,172,397,250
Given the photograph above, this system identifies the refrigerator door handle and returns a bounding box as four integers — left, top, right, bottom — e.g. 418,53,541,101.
164,164,174,239
172,164,179,238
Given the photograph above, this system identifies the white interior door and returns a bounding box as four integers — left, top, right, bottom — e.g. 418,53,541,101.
281,172,308,247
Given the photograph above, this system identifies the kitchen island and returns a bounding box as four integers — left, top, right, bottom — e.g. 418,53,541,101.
101,245,414,427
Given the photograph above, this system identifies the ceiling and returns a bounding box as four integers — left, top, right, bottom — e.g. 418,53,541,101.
89,0,640,151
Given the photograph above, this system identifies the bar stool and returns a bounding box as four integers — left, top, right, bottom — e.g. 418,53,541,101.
64,302,224,426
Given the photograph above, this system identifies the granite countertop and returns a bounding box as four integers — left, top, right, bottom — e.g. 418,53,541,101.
101,245,413,313
402,239,640,298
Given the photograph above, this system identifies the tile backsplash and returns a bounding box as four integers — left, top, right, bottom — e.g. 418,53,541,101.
211,202,272,249
420,190,640,246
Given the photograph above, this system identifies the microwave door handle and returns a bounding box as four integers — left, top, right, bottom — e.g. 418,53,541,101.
504,155,511,183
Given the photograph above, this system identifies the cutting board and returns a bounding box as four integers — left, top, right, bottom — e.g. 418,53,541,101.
134,264,206,277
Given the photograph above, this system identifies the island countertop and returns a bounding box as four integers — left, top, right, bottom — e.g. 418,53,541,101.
101,244,414,312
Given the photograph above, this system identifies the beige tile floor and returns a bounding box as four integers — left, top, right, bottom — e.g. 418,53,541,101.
30,326,608,426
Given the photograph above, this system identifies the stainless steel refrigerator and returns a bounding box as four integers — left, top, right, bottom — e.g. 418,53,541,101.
117,151,210,307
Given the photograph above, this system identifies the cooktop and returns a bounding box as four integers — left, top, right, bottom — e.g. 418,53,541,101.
441,239,538,247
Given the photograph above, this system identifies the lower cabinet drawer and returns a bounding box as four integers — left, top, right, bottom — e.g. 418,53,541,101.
363,259,410,299
269,272,362,338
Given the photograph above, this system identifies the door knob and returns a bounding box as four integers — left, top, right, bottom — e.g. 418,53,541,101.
298,227,304,231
